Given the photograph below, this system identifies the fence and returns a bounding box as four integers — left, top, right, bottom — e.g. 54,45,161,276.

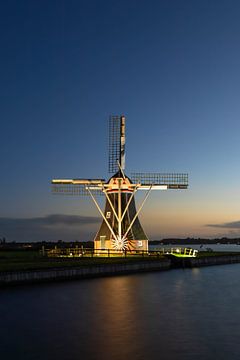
42,247,198,258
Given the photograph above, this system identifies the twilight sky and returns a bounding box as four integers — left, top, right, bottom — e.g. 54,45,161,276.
1,0,240,242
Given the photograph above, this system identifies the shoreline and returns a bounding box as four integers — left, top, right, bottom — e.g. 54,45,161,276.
1,254,240,286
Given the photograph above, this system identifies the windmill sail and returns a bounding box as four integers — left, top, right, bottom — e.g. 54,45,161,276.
51,179,105,196
131,173,188,189
108,115,125,173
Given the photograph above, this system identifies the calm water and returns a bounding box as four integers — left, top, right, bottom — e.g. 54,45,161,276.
1,265,240,360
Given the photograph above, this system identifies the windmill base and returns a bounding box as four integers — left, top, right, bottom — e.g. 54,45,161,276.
94,239,148,253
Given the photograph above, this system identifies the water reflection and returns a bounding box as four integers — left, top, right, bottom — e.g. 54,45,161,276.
1,265,240,360
88,277,142,359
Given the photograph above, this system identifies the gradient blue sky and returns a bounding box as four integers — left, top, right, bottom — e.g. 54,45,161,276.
1,0,240,242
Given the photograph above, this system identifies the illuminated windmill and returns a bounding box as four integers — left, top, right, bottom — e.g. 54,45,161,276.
52,115,188,252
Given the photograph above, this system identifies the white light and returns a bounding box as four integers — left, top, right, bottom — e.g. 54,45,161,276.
139,185,168,190
112,236,128,250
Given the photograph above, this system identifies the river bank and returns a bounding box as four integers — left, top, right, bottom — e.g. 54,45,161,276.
1,253,240,286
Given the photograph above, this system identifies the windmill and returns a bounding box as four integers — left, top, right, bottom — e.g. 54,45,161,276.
52,115,188,252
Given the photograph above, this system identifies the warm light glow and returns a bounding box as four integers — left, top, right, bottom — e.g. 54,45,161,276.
112,236,128,250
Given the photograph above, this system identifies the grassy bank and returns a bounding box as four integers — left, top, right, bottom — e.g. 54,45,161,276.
0,250,167,272
1,249,240,273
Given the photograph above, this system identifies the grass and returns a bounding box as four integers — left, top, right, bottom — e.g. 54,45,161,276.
1,249,240,272
0,250,167,272
197,251,240,257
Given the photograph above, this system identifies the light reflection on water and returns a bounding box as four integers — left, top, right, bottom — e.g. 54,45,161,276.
1,265,240,360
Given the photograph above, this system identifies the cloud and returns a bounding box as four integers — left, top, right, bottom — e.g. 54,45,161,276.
206,220,240,229
0,214,101,242
43,214,100,225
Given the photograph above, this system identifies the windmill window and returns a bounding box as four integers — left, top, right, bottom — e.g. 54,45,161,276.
100,236,106,249
106,211,111,219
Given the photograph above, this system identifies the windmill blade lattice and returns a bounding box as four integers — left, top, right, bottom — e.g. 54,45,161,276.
108,115,125,173
52,184,103,196
131,173,188,189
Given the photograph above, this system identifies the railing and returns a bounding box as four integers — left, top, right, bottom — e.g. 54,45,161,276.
163,247,198,257
42,247,198,258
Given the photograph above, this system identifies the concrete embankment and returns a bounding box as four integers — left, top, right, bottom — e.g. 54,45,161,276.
0,259,171,285
188,254,240,267
1,254,240,286
168,253,240,268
